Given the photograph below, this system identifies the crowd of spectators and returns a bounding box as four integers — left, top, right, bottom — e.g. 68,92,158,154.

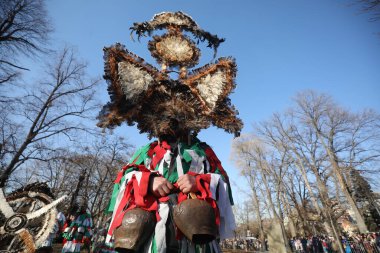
289,233,380,253
219,233,380,253
220,237,268,251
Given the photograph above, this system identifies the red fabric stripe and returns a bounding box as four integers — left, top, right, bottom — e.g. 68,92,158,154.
147,141,158,159
150,141,171,169
107,173,161,238
114,164,151,183
195,174,220,226
205,147,230,185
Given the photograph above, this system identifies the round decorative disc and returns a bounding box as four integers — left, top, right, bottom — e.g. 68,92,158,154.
4,214,27,232
148,34,200,68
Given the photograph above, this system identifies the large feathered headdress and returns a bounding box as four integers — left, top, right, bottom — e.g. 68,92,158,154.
98,12,243,138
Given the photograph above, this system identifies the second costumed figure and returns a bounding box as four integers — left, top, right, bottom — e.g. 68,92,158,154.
98,12,244,253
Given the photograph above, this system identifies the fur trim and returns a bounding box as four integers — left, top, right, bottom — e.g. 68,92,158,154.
196,69,226,109
148,33,200,68
17,229,36,253
97,46,242,137
130,11,224,57
0,188,14,218
97,12,243,138
5,186,67,250
26,194,66,220
118,61,154,101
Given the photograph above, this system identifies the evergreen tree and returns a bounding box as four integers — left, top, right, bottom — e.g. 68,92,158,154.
350,169,380,231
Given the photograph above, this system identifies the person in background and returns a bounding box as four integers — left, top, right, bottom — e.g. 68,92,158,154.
301,237,308,253
62,205,93,253
36,211,66,253
376,233,380,252
295,238,302,252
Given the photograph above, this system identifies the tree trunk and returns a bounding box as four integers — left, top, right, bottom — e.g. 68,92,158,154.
317,131,369,233
68,174,85,214
293,160,345,253
281,192,298,237
260,171,292,253
249,174,266,251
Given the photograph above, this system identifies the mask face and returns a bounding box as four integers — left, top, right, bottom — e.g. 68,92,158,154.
98,12,242,139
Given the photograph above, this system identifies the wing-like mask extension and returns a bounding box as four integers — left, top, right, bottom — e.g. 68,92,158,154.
183,58,242,136
98,12,244,138
97,44,165,128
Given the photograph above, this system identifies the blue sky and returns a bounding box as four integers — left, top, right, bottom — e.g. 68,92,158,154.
39,0,380,203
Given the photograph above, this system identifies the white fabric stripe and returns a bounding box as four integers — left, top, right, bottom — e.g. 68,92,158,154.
204,160,210,173
106,171,140,243
0,189,15,218
209,242,213,253
157,149,172,176
212,240,222,252
217,177,236,239
209,173,221,200
145,234,153,253
164,149,172,164
155,203,170,253
186,150,205,174
176,144,184,177
158,159,165,175
188,242,195,253
180,238,188,253
62,241,82,252
176,154,184,177
135,171,143,185
105,234,112,243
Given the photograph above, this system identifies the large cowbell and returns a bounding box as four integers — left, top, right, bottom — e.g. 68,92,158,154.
174,198,218,244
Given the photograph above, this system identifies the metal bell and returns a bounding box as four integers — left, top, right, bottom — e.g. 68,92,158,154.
113,208,156,251
173,198,217,244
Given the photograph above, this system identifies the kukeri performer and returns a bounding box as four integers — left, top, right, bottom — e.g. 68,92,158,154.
62,205,93,253
97,12,244,253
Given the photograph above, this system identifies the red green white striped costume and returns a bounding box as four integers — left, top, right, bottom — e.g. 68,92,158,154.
62,212,93,253
106,138,236,253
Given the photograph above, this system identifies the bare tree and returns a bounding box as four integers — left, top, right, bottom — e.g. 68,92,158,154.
356,0,380,21
293,90,380,233
258,112,345,252
0,0,52,85
232,135,266,251
233,136,292,253
282,170,310,236
0,47,100,187
231,90,379,252
24,135,133,223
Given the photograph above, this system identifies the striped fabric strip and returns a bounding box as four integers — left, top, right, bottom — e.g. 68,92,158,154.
154,203,170,253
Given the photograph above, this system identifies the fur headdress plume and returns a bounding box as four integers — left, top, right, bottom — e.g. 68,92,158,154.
98,12,243,138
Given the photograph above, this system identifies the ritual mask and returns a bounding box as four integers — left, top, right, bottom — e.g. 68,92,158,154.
97,12,243,139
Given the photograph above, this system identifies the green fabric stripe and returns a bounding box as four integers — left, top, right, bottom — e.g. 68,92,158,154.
106,167,138,213
227,183,234,205
194,243,212,253
151,237,157,253
129,143,151,164
105,183,120,213
182,150,192,162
